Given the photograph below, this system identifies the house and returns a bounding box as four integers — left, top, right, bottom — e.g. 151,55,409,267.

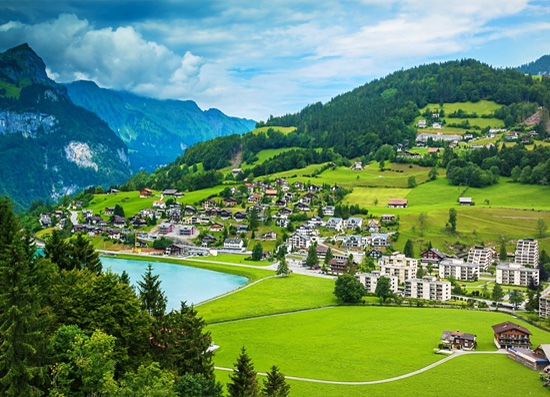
307,216,324,228
370,233,390,247
264,189,278,198
202,199,217,209
296,225,314,237
342,235,363,249
276,218,289,228
39,213,52,227
367,219,380,232
345,217,363,230
507,344,550,371
492,321,532,349
205,207,219,217
153,200,166,209
209,223,224,232
417,119,427,128
366,249,383,259
81,209,93,219
388,199,408,208
224,238,244,251
260,231,277,241
180,225,197,236
277,207,293,218
289,233,310,250
201,234,217,246
295,203,310,212
440,331,477,351
275,199,286,207
219,210,233,220
223,197,238,207
404,276,451,301
113,215,126,228
235,224,249,233
132,218,147,228
140,188,153,198
248,194,261,204
158,223,174,234
352,161,363,170
234,211,247,222
232,168,243,176
496,262,539,287
87,215,101,225
308,184,322,192
326,217,344,231
432,122,442,129
244,183,254,193
459,197,474,206
421,248,451,266
357,271,399,294
183,205,196,215
104,207,115,216
165,244,186,256
328,258,348,275
162,189,179,197
515,238,539,266
428,148,440,154
467,246,493,271
321,206,334,217
380,214,395,222
439,259,480,282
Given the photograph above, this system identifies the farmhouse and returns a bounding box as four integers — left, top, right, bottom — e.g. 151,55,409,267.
492,321,532,349
440,331,477,351
496,262,539,286
140,188,153,198
404,276,451,302
459,197,474,206
352,161,363,170
357,271,398,294
162,189,181,197
388,199,408,208
508,345,550,371
515,238,539,266
438,258,480,282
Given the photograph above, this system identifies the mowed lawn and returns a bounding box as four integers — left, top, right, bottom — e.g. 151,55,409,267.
215,354,546,397
209,307,550,383
197,274,337,323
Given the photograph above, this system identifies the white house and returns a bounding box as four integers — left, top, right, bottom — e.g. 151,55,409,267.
326,217,344,231
224,238,244,251
323,206,335,216
345,217,363,230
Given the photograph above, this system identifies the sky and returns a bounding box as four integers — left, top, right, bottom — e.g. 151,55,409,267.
0,0,549,121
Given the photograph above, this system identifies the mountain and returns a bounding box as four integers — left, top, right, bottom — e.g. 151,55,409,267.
65,80,256,171
0,44,133,210
516,55,550,76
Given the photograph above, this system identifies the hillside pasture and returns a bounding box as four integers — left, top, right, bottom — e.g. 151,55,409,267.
251,126,297,135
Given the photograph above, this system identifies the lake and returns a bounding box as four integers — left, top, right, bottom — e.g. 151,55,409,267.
100,257,248,311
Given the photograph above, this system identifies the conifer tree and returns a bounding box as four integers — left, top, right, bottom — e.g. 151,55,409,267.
44,229,70,270
403,239,414,258
227,347,260,397
305,244,318,268
262,365,290,397
137,263,167,318
276,256,289,277
68,233,102,273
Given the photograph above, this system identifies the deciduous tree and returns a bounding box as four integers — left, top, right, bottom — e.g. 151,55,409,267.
334,273,366,303
375,276,393,303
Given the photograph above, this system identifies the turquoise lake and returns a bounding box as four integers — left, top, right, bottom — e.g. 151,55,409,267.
100,257,248,311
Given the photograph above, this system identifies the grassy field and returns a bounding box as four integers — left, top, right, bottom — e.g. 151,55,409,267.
215,353,545,396
417,100,505,130
251,126,297,135
209,306,550,382
196,274,337,323
200,253,272,267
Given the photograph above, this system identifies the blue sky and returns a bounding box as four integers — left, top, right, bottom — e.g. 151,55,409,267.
0,0,549,121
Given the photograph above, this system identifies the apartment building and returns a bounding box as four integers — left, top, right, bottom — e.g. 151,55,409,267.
515,238,539,266
496,262,539,287
404,276,451,302
467,246,493,270
357,271,399,294
438,258,480,281
379,254,418,283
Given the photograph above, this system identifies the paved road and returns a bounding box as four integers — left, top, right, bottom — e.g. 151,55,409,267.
214,350,508,385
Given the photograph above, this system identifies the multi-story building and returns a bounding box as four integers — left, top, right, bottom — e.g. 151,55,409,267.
496,262,539,286
514,238,539,266
404,276,451,301
467,246,493,270
492,321,532,349
288,233,310,251
539,285,550,318
379,254,418,283
438,258,480,281
357,271,399,294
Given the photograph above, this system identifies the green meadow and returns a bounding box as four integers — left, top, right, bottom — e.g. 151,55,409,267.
417,100,505,130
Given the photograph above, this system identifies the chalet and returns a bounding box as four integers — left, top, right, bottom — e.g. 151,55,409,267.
260,231,277,241
381,214,395,222
219,210,233,220
153,200,166,209
371,233,390,247
39,213,52,227
417,119,427,128
254,181,265,189
275,178,288,186
132,218,147,228
289,233,310,250
184,205,196,215
345,217,363,230
492,321,532,349
223,197,238,207
295,203,310,212
432,122,442,129
296,225,314,237
293,181,305,190
232,168,243,176
224,238,244,251
53,210,63,218
308,184,322,192
202,199,217,209
106,188,120,194
82,209,93,219
275,199,286,207
162,189,179,197
508,345,550,371
343,235,363,249
235,224,249,233
277,207,292,218
113,215,126,228
352,161,363,170
440,331,477,351
158,223,174,234
323,206,335,216
284,192,295,201
367,219,380,232
165,244,186,256
328,258,349,275
102,207,113,215
201,234,217,245
264,189,278,198
459,197,474,206
276,218,289,228
421,248,450,265
97,219,108,227
107,230,121,240
248,194,261,203
244,183,254,193
307,216,324,228
316,245,328,260
205,208,219,217
88,216,101,225
399,150,421,159
140,188,153,198
234,211,247,221
388,199,408,208
326,217,344,231
73,201,83,209
366,249,383,259
209,223,224,232
247,204,264,214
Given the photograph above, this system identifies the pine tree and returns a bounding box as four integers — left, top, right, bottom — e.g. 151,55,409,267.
137,263,167,318
251,243,263,261
227,347,260,397
249,208,259,231
69,233,102,273
262,365,290,397
44,229,71,270
120,270,131,285
305,244,318,268
276,257,289,277
499,239,507,261
324,247,333,265
448,208,457,233
403,239,414,258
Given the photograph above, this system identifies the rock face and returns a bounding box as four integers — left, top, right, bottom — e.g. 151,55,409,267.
65,80,256,171
0,44,133,210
